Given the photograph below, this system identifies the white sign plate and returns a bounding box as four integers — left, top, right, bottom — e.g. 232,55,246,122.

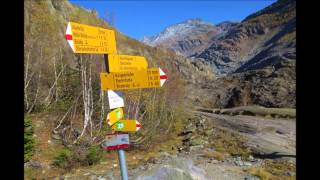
102,133,130,150
107,90,124,109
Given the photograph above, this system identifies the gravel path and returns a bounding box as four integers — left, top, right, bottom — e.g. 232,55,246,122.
193,110,296,161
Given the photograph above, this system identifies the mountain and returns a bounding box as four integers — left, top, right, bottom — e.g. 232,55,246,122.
188,0,296,108
196,0,296,75
141,19,237,57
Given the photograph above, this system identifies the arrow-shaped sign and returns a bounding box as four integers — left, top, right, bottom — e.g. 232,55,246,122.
65,22,117,54
106,107,124,126
108,54,148,72
112,120,141,132
100,68,167,90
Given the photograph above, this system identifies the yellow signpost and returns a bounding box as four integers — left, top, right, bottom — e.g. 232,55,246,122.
65,22,117,54
65,22,168,180
108,54,148,72
100,68,167,90
106,107,124,126
111,120,141,132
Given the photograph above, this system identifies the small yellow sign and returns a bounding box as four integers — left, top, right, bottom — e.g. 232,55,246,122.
65,22,117,54
108,54,148,72
106,107,124,126
100,68,164,90
111,120,141,132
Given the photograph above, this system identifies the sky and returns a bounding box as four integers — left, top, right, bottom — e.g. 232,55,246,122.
69,0,276,40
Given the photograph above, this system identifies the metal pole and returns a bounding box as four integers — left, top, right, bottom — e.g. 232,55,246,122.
104,54,129,180
118,149,129,180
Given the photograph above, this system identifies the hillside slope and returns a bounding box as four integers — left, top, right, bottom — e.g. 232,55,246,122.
196,0,295,75
141,19,237,57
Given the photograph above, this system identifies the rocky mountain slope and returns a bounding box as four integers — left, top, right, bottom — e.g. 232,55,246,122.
196,0,296,75
156,0,296,108
141,19,237,57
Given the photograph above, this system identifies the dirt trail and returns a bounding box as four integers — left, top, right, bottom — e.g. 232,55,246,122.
193,110,296,161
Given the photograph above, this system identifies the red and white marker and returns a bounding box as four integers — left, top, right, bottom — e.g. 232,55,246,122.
159,68,168,87
136,121,141,131
65,22,75,52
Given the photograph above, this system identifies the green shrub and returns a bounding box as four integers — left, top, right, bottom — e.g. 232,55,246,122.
24,115,35,162
52,149,72,168
86,145,102,165
53,145,103,170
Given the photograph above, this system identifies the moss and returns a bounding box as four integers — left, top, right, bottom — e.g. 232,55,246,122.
24,115,35,162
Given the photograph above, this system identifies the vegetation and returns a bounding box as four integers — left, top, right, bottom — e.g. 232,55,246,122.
24,1,187,178
246,159,296,180
212,105,296,119
53,145,103,170
24,115,35,162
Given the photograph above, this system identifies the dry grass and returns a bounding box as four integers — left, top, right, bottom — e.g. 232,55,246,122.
246,159,296,180
213,105,296,119
201,150,225,161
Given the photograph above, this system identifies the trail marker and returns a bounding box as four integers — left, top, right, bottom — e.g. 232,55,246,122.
65,22,117,54
106,107,124,126
112,120,141,132
108,54,148,72
100,68,167,90
107,90,124,109
102,133,130,151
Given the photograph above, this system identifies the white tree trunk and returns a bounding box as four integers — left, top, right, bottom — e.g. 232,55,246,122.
74,55,94,143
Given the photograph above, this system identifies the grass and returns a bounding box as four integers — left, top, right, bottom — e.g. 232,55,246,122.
208,126,252,159
212,105,296,119
246,159,296,180
201,150,225,161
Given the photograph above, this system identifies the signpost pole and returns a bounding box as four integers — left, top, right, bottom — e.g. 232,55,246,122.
104,54,129,180
118,149,129,180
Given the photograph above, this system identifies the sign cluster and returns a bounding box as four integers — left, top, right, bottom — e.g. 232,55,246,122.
65,22,167,151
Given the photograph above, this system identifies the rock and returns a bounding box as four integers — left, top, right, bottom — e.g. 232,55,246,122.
244,175,261,180
284,171,295,176
248,155,254,162
189,145,204,151
235,160,244,166
25,160,43,169
51,134,61,140
135,157,207,180
243,162,252,166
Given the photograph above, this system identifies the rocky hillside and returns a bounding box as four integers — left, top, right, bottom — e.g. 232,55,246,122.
141,19,237,57
196,0,296,75
179,0,296,108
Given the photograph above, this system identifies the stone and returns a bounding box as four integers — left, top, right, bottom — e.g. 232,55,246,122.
51,134,61,140
243,162,252,166
244,175,261,180
248,155,254,161
235,160,244,166
25,160,43,169
189,145,204,151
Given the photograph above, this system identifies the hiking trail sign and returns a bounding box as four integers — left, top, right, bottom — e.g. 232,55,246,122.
108,54,148,72
106,107,124,126
102,133,130,151
107,90,124,109
65,21,169,180
65,22,117,54
100,68,167,90
112,120,141,132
